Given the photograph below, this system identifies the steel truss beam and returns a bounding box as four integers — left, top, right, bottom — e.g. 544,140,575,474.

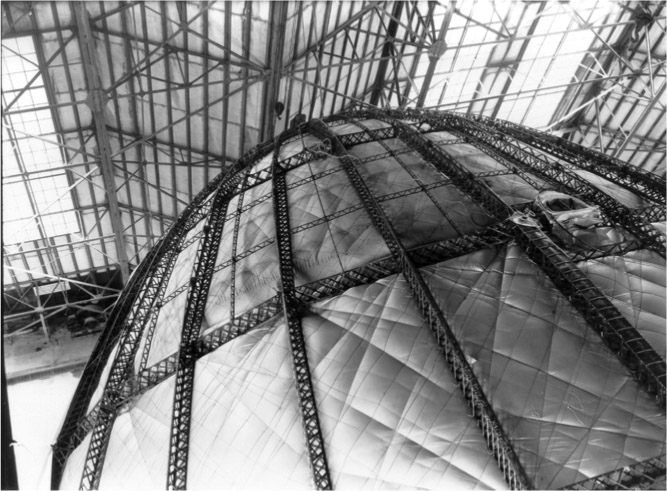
470,113,665,204
638,204,667,223
416,2,454,108
430,113,666,258
3,295,119,325
287,2,380,69
613,81,666,158
52,229,173,488
569,239,645,262
307,118,531,489
348,119,466,236
165,194,230,489
77,175,244,490
369,108,665,411
271,136,332,489
74,4,130,283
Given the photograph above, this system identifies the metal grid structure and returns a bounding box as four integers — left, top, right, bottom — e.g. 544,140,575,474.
51,108,665,489
2,1,666,330
1,2,665,489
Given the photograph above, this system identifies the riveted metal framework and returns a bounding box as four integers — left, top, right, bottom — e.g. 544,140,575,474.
3,5,662,489
563,456,667,490
52,144,271,489
52,107,665,490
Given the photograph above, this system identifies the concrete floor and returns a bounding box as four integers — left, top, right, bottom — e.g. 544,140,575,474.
5,326,99,382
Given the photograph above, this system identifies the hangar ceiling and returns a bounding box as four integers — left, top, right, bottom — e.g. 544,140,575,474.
1,0,665,323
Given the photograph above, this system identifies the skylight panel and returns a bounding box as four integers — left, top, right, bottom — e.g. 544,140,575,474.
1,36,80,245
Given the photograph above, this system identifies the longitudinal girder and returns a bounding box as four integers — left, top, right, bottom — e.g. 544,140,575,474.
78,222,191,490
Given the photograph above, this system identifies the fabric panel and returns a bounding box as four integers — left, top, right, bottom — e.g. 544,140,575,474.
421,245,666,489
58,432,92,490
302,275,509,489
187,316,312,490
327,209,391,272
380,185,494,249
98,375,175,490
145,283,188,367
88,343,119,413
424,133,506,175
576,250,666,358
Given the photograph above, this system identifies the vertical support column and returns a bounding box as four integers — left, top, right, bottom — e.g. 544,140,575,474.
271,140,332,490
74,3,130,283
370,1,404,107
416,1,454,108
307,119,532,489
166,191,231,489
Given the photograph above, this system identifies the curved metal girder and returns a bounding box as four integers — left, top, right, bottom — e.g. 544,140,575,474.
166,190,230,490
54,220,514,457
430,113,666,258
270,136,332,490
470,113,666,204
